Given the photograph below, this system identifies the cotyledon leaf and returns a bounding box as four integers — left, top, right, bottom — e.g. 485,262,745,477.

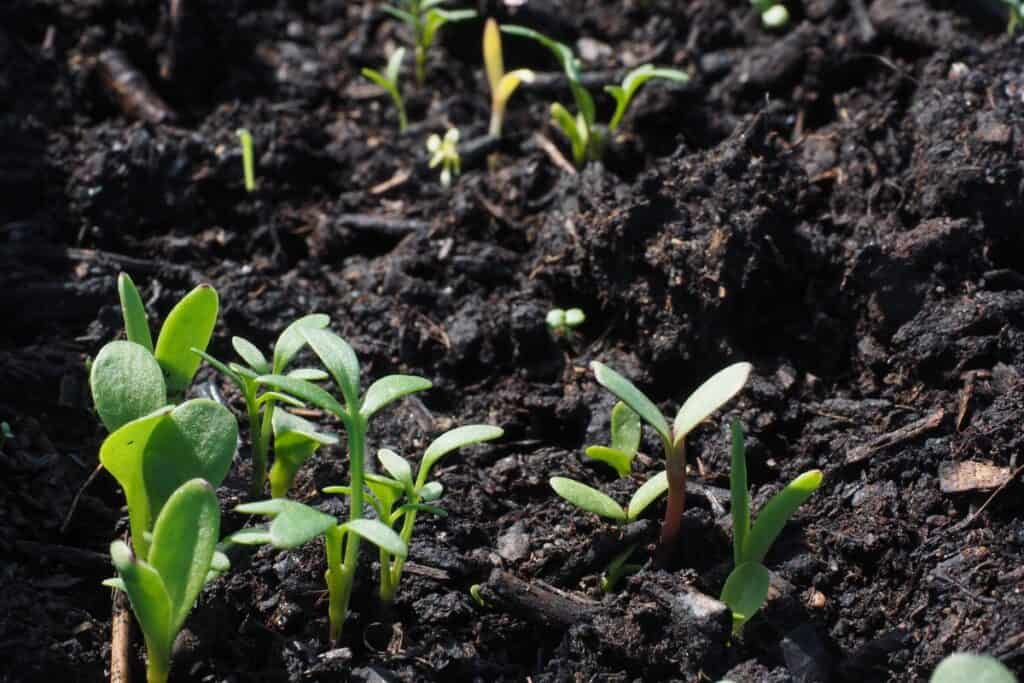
154,284,219,397
90,341,167,432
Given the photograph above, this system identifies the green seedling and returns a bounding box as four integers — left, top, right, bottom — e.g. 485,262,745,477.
1004,0,1024,33
427,128,461,187
254,327,432,641
362,48,409,133
0,421,13,451
751,0,790,28
325,424,503,604
589,361,751,551
584,401,641,477
501,25,688,166
483,18,534,137
721,421,822,633
546,307,585,337
270,410,337,499
930,653,1018,683
192,314,330,497
105,479,227,683
382,1,477,86
550,470,669,523
600,543,641,593
91,273,219,432
469,583,488,608
236,128,256,192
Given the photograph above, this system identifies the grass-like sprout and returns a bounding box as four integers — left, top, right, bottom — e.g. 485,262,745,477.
326,424,502,604
236,128,256,192
483,18,534,138
501,25,688,167
426,128,461,187
192,314,331,498
382,1,477,86
720,421,821,633
589,361,751,552
362,48,409,132
253,327,432,641
1004,0,1024,33
751,0,790,28
546,307,585,337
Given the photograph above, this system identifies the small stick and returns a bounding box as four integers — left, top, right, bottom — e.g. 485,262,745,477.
110,589,132,683
845,408,945,464
532,133,576,175
335,214,428,237
478,568,599,628
96,49,177,124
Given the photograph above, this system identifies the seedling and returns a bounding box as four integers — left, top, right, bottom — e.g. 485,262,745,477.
105,479,227,683
501,25,688,166
584,401,641,477
751,0,790,28
549,471,668,523
270,410,337,499
325,424,503,604
589,361,751,551
483,18,534,137
193,313,331,497
254,327,432,640
546,307,585,337
720,421,822,633
469,583,488,607
600,543,641,592
362,48,409,132
930,653,1018,683
1004,0,1024,33
426,128,461,187
91,273,219,433
382,1,477,86
236,128,256,192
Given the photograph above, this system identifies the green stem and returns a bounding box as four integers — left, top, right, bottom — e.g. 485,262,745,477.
382,501,419,604
415,45,426,87
324,525,345,642
328,413,366,642
144,639,170,683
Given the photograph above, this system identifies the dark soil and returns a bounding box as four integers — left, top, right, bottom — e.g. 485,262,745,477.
3,0,1024,681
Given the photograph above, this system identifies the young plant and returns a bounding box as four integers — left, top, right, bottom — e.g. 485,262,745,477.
325,424,503,604
751,0,790,29
549,470,669,524
236,128,256,192
426,128,461,187
362,48,409,133
600,543,641,593
1004,0,1024,34
269,410,337,498
584,401,641,477
720,421,822,633
90,273,219,433
382,1,477,86
483,18,534,138
254,327,432,640
501,25,688,166
546,307,585,337
192,314,331,497
589,361,751,551
105,479,227,683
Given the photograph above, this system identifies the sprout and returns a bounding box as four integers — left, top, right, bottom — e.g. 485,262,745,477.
584,401,641,477
236,128,256,193
192,314,331,498
550,471,669,523
721,421,822,633
546,307,585,336
104,479,227,683
362,48,409,132
1004,1,1024,34
382,1,477,86
501,25,687,167
600,543,641,593
589,361,751,551
483,18,534,138
427,128,461,187
751,0,790,28
269,410,337,499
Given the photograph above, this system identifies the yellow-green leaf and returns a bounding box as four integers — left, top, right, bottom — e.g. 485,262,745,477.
154,285,219,397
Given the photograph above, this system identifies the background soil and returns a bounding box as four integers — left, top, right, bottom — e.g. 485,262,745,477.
3,0,1024,681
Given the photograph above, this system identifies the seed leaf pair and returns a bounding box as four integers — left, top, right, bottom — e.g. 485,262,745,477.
585,401,641,477
550,472,668,523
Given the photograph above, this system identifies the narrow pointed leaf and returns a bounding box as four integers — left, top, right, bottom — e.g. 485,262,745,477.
91,341,167,432
550,477,626,521
191,348,242,388
227,527,273,546
550,102,585,165
301,328,360,408
287,368,329,381
673,362,751,446
256,374,347,420
340,518,408,558
110,540,172,667
730,421,750,566
256,391,305,408
234,498,338,549
154,284,219,397
744,470,823,564
380,5,416,24
232,337,269,374
720,561,770,633
118,273,153,352
420,425,503,484
386,47,405,85
378,449,413,491
483,18,503,94
627,471,670,521
610,402,641,455
361,375,432,419
272,314,330,374
390,503,446,525
591,362,670,442
584,446,634,478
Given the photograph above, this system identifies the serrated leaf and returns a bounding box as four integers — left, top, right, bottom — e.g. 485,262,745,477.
720,561,770,633
672,362,751,446
118,273,153,352
550,477,626,521
301,328,361,409
420,425,503,485
234,498,338,549
730,421,750,567
743,470,822,564
591,362,670,442
147,479,220,632
256,374,347,420
272,314,330,374
110,540,173,670
91,341,167,432
584,446,634,478
154,284,219,397
930,654,1018,683
361,375,432,419
341,518,408,558
627,471,669,521
378,449,414,491
232,337,269,374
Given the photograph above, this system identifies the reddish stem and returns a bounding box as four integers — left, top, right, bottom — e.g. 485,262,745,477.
659,440,686,552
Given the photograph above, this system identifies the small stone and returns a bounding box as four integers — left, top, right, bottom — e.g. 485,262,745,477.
497,522,530,562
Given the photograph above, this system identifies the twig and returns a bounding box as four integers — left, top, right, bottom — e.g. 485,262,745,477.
478,568,599,628
845,408,945,464
532,133,576,175
335,214,428,237
96,49,177,124
111,589,132,683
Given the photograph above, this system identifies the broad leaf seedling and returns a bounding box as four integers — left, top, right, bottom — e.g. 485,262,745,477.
483,18,534,138
382,1,477,86
550,471,669,523
270,409,337,499
546,307,585,337
427,128,461,187
362,48,409,132
584,401,641,477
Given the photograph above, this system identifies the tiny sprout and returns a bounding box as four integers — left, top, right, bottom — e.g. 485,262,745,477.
1004,1,1024,34
930,653,1018,683
382,1,477,86
483,18,534,138
600,543,641,593
585,401,641,477
362,48,408,132
236,128,256,192
721,421,821,633
427,128,461,187
469,583,488,608
546,307,585,335
752,0,790,28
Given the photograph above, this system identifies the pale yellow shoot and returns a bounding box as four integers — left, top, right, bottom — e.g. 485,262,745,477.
484,18,534,138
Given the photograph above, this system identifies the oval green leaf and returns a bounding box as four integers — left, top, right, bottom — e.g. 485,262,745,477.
378,449,413,491
672,362,751,446
720,561,770,634
341,518,408,559
232,336,269,374
591,362,670,442
272,314,330,374
91,341,167,432
744,469,823,564
235,498,338,549
256,374,347,420
550,477,626,521
930,654,1018,683
360,375,432,419
627,471,670,521
610,402,641,455
154,284,219,397
301,328,360,408
584,446,634,478
420,425,503,486
118,273,153,352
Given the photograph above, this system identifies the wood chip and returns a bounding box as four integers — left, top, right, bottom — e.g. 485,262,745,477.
845,408,945,464
939,460,1012,494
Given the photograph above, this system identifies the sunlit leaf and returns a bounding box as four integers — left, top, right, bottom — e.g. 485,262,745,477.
234,498,338,549
720,561,770,634
930,654,1018,683
232,336,269,374
118,273,153,352
340,518,408,558
378,449,414,492
591,362,670,442
672,362,751,446
272,314,330,374
743,470,822,564
154,284,219,397
301,328,361,408
584,446,634,478
626,471,669,521
360,375,432,419
549,477,626,521
91,341,167,432
420,425,503,485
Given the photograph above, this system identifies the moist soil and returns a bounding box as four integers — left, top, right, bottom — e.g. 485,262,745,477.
3,1,1024,681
